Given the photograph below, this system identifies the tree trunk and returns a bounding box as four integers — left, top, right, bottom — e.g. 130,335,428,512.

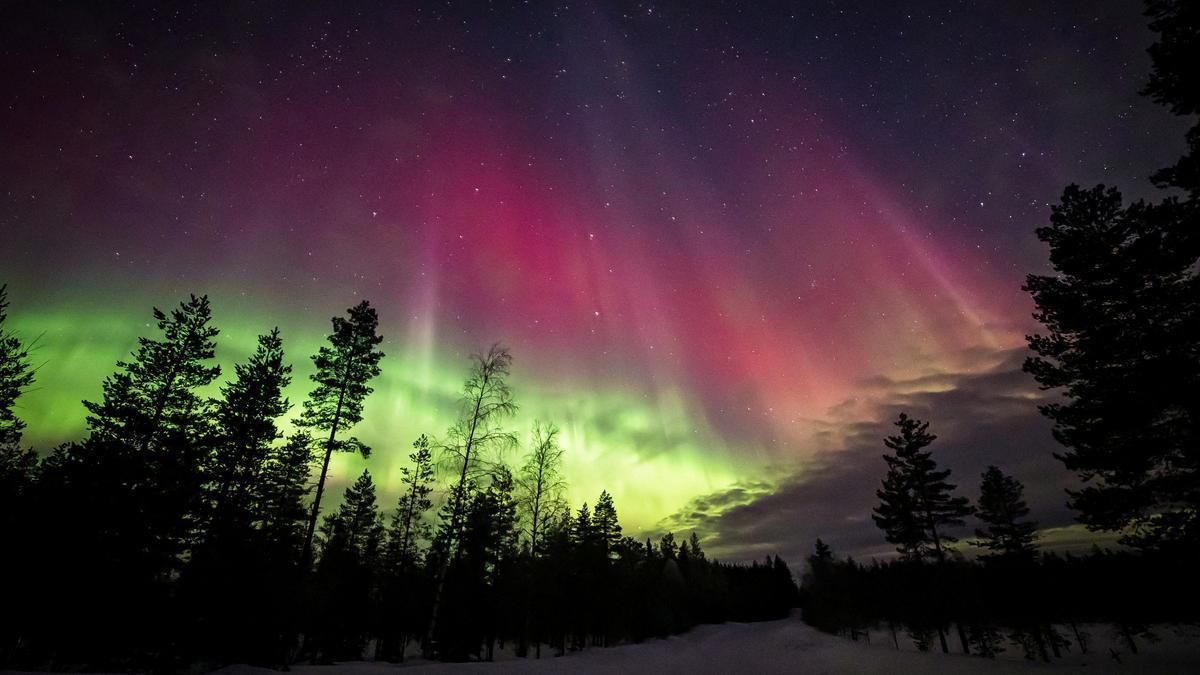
957,622,970,654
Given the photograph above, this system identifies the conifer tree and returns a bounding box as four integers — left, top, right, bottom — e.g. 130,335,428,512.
208,328,291,535
0,285,35,450
379,435,436,661
385,434,436,569
1024,2,1199,551
309,469,383,661
688,531,705,561
872,413,973,562
299,300,384,563
81,294,222,569
0,284,35,512
256,432,316,557
592,490,621,556
974,466,1038,561
84,294,220,451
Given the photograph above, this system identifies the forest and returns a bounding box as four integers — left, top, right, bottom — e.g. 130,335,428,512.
0,290,798,671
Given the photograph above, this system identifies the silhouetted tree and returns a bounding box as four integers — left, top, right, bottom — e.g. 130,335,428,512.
872,413,972,653
0,285,34,449
207,328,291,537
1025,185,1199,551
516,421,565,556
1143,0,1200,195
0,285,37,663
426,344,517,655
592,490,622,557
378,435,436,661
308,469,383,662
873,413,973,563
181,328,293,665
299,301,384,563
974,466,1038,561
1025,0,1200,553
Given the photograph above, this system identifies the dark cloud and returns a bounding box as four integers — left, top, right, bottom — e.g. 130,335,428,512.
660,347,1092,566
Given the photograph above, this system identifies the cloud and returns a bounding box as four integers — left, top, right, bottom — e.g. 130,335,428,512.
658,347,1090,566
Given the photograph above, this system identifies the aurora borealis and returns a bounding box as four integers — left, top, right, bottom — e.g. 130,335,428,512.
0,1,1189,562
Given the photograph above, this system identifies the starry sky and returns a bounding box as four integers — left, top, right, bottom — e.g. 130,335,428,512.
0,1,1189,563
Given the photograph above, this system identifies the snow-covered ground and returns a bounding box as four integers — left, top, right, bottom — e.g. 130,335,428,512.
216,617,1200,675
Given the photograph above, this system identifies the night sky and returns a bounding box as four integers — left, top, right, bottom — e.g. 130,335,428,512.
0,1,1188,562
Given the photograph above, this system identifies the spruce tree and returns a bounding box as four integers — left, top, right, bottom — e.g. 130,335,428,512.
973,466,1038,561
0,284,35,513
592,491,621,556
0,285,35,449
688,532,705,561
299,300,384,563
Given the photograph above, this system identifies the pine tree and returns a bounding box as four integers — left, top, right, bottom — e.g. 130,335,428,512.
84,294,220,451
872,413,972,655
385,434,436,570
426,344,517,655
299,300,384,563
81,294,222,570
872,413,973,563
872,458,925,560
1024,2,1200,552
973,466,1038,561
516,421,565,556
1143,0,1200,195
208,328,291,536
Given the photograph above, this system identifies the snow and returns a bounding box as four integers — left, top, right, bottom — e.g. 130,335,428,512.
213,616,1200,675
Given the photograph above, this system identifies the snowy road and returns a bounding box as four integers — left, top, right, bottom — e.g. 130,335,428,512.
218,617,1200,675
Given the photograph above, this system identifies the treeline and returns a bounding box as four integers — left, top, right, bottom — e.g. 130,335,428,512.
0,288,797,671
802,542,1196,660
800,413,1198,658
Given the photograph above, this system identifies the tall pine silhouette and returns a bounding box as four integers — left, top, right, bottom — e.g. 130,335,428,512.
873,413,973,563
299,300,384,563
